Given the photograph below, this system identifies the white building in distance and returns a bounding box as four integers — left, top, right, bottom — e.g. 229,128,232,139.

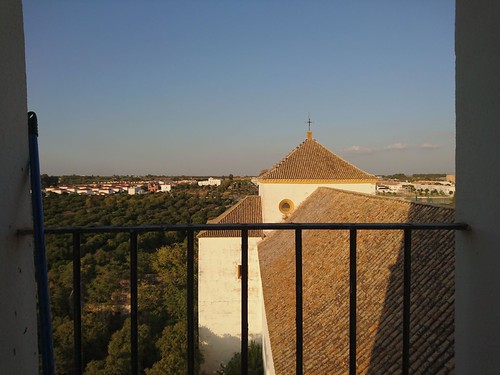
159,183,172,192
127,186,143,195
198,178,222,187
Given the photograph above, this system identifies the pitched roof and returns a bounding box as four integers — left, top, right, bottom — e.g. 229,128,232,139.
198,196,264,238
258,188,455,373
258,136,376,182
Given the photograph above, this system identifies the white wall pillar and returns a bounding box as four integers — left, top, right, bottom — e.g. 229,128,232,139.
455,1,500,373
0,0,39,372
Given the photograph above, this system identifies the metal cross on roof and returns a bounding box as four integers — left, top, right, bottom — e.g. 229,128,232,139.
306,115,313,131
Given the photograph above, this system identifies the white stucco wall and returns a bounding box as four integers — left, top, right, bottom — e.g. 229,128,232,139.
0,0,39,372
259,182,376,223
198,237,263,373
455,1,500,373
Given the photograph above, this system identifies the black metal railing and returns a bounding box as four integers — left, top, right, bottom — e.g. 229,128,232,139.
39,222,468,375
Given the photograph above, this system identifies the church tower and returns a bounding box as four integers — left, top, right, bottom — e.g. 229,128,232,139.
258,131,377,223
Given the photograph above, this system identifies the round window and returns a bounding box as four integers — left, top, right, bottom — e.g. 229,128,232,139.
279,199,294,214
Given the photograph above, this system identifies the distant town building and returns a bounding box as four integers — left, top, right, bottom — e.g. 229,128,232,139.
111,186,126,194
376,181,405,193
176,179,197,185
198,177,222,187
127,186,143,195
44,187,67,195
413,182,455,195
159,183,172,193
76,187,93,195
147,182,160,193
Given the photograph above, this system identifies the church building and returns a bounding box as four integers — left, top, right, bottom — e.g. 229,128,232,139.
199,129,455,374
198,130,377,373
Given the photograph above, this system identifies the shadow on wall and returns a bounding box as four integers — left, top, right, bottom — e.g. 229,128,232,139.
198,326,238,374
199,326,262,374
367,204,455,374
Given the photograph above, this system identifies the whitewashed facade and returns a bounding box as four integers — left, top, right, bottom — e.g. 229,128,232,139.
198,236,263,372
198,177,222,187
259,181,375,223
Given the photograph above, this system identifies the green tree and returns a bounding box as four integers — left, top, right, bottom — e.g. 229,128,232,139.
41,174,59,188
52,316,74,375
145,322,188,374
43,183,254,371
85,319,151,375
217,341,264,375
384,173,407,181
152,244,188,320
82,309,125,365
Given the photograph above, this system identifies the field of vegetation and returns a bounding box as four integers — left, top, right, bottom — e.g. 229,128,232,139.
43,179,257,374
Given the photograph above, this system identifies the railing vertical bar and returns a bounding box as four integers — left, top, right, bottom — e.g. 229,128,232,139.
295,228,303,375
349,228,357,375
130,231,138,375
241,227,249,375
72,232,82,375
187,228,195,375
402,228,412,375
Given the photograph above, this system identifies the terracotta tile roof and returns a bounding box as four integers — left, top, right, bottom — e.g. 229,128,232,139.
258,138,376,182
258,188,455,374
198,196,264,238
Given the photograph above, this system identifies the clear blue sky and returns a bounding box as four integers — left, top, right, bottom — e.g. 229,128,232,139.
23,1,455,176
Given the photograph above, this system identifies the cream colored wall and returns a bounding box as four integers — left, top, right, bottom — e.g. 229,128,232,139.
259,182,376,223
0,0,39,372
198,237,263,373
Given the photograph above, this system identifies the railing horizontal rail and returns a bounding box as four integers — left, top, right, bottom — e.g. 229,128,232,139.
19,222,469,235
20,221,469,375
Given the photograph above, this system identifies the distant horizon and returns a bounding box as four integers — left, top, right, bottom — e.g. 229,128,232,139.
41,171,454,179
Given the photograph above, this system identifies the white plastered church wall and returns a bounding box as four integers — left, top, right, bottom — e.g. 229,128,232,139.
198,236,263,373
259,182,376,223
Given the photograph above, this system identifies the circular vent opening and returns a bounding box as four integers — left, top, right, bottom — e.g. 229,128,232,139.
279,199,294,214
